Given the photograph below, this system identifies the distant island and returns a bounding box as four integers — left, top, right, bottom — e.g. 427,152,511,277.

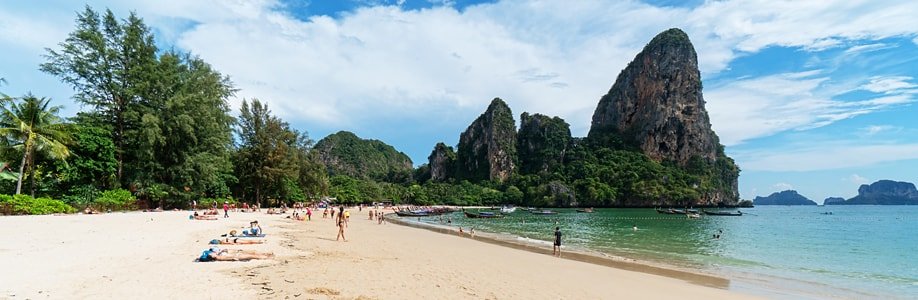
823,197,845,205
753,190,817,205
826,180,918,205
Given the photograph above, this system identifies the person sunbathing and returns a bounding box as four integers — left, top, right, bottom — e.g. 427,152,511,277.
209,238,264,245
197,247,274,262
190,212,218,220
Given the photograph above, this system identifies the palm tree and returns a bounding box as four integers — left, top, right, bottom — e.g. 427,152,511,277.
0,94,72,195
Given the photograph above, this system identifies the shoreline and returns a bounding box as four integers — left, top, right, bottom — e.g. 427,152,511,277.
385,213,731,289
2,210,757,299
387,210,900,300
229,209,759,299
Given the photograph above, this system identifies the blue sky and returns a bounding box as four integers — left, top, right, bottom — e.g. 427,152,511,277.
2,0,918,203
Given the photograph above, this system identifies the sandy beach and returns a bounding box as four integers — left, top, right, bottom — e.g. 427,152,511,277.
0,210,759,299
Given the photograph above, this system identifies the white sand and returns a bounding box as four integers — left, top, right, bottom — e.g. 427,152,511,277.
0,210,760,299
0,211,294,299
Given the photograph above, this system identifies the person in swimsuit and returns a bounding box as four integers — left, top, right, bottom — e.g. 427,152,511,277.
191,211,218,220
209,238,264,245
336,208,347,242
198,248,274,262
553,227,562,257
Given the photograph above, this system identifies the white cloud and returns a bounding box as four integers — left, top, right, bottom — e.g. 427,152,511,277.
860,76,917,94
706,72,914,145
847,174,870,185
843,43,894,54
0,9,70,51
736,143,918,172
861,125,899,136
4,0,918,142
772,182,794,191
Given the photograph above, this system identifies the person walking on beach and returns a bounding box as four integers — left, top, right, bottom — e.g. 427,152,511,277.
336,207,347,242
553,227,562,257
223,201,229,218
306,207,312,221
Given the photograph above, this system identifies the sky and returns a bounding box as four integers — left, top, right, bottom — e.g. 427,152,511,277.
2,0,917,204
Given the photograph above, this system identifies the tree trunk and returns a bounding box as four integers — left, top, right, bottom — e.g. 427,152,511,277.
29,153,35,197
255,184,261,208
15,147,28,195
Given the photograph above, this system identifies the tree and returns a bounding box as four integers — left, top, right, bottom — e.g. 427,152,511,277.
132,52,236,207
0,94,73,195
41,6,158,186
235,99,314,205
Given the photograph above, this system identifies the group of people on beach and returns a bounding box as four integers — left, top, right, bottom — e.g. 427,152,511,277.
367,209,387,224
197,220,274,262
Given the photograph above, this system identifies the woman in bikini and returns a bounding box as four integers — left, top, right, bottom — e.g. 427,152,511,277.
336,207,347,242
198,248,274,262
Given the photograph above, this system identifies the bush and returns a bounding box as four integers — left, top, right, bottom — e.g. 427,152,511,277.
0,194,75,215
94,189,136,211
198,197,236,209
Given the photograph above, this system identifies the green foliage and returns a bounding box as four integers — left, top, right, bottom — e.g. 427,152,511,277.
41,6,158,185
0,194,75,215
94,189,136,211
197,197,236,209
0,94,73,195
517,112,571,174
130,52,236,204
314,131,413,183
61,185,101,208
234,99,325,206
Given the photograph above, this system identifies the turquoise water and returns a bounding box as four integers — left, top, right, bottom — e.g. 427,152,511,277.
416,206,918,299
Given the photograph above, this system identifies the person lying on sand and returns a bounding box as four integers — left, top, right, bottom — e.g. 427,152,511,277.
209,238,264,245
190,212,218,220
197,247,274,262
286,211,305,221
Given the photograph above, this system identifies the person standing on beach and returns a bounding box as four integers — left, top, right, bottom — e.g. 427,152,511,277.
223,201,229,218
553,227,562,257
336,207,347,241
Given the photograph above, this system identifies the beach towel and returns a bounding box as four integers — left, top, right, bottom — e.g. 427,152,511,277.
231,234,266,238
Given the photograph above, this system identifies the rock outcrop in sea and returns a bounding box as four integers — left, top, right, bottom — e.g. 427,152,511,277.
427,142,456,182
753,190,817,205
828,180,918,205
517,112,571,174
454,98,518,183
587,28,739,204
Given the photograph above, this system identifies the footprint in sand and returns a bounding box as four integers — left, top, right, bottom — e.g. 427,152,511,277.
307,287,340,296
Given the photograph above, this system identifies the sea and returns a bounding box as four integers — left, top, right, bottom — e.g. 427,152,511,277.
414,206,918,299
